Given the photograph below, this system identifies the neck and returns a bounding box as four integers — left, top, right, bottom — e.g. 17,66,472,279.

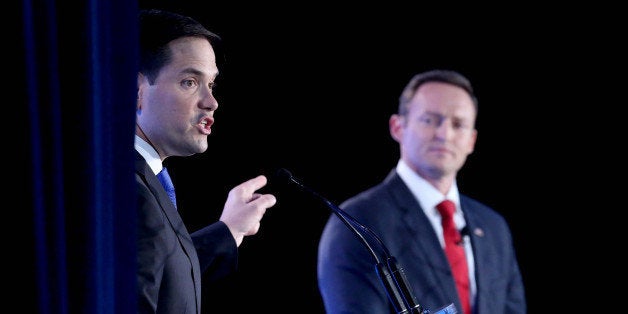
136,123,163,161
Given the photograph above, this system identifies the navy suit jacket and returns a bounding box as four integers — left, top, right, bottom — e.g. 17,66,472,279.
318,170,526,314
135,152,237,313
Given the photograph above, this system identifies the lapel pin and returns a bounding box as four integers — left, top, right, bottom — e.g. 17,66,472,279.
473,228,484,237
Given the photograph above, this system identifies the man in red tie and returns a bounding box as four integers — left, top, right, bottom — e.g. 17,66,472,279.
318,69,526,313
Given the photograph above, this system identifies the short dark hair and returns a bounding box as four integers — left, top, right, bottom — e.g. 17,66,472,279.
398,69,478,116
139,9,222,84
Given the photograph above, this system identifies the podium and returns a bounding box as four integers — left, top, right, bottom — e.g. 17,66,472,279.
376,257,456,313
431,304,457,313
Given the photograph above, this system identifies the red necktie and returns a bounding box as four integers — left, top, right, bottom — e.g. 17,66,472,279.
437,200,471,314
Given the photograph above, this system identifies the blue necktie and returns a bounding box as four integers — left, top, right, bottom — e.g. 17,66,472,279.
157,167,177,208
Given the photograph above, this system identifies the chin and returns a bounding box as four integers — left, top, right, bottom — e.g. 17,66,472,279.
196,142,209,153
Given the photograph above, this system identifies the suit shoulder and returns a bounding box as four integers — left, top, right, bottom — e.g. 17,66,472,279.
340,181,389,208
461,195,501,216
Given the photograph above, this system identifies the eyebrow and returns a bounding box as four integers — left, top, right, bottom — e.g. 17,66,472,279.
179,67,219,80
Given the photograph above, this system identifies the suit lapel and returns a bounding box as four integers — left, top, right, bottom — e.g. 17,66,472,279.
384,171,460,305
385,172,450,270
134,152,201,274
458,197,488,311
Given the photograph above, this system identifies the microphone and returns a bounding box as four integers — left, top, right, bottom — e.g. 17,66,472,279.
457,226,470,245
276,168,456,314
275,168,385,263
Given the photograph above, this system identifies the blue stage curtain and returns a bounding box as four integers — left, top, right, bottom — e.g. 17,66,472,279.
19,0,138,313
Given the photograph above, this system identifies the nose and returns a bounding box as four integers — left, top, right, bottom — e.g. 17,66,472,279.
200,89,218,111
435,118,452,139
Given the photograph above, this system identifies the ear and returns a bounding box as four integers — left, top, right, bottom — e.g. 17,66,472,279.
467,129,478,154
389,114,403,143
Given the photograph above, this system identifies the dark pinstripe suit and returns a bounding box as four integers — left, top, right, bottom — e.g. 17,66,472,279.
318,170,526,314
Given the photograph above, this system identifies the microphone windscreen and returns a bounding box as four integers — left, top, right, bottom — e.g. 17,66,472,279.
274,168,294,186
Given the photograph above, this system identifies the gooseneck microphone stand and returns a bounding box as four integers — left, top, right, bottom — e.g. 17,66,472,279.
277,169,456,314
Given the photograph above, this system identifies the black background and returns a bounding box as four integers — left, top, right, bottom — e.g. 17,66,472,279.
139,2,612,312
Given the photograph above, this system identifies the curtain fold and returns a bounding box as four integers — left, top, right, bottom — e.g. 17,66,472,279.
20,0,139,313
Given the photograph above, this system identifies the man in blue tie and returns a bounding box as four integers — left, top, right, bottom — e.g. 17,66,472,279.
134,9,277,313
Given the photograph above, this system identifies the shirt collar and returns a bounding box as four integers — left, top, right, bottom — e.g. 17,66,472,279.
134,135,163,175
395,159,460,211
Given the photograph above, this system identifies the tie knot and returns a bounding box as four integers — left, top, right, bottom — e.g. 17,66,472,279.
436,199,456,218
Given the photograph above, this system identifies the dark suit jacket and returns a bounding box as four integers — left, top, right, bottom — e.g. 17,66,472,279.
135,152,237,313
317,170,526,314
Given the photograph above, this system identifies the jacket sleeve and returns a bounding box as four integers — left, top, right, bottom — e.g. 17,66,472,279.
191,221,238,283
